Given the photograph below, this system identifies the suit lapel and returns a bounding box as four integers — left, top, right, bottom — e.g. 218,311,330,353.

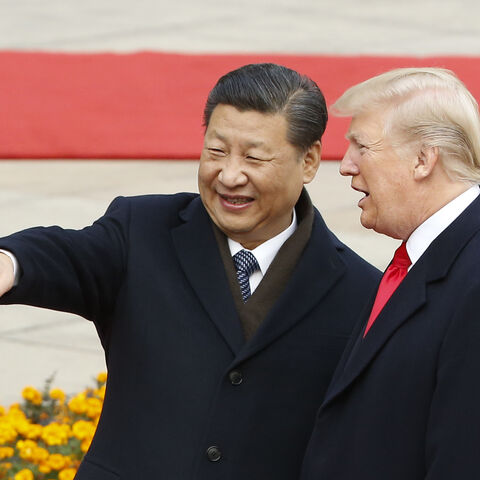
323,195,480,408
233,211,347,364
171,197,244,355
323,269,427,407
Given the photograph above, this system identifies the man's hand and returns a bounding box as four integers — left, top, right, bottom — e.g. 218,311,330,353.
0,252,15,297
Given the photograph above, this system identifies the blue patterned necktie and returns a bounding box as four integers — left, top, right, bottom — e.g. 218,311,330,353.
232,249,260,302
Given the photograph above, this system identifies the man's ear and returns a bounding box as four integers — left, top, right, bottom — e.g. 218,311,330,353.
414,145,440,180
302,140,322,184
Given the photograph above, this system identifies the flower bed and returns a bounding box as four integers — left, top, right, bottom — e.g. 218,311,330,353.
0,373,106,480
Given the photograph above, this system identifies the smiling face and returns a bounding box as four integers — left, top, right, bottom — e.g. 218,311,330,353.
198,104,320,249
339,110,421,240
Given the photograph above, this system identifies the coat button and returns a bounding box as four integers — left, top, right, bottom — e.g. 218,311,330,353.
229,370,243,385
206,446,222,462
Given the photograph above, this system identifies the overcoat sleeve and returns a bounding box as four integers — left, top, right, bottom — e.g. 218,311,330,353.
0,196,129,323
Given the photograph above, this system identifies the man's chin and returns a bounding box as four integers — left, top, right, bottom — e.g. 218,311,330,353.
359,213,374,231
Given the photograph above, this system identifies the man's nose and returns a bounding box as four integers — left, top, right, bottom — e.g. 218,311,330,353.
218,157,248,187
339,149,359,177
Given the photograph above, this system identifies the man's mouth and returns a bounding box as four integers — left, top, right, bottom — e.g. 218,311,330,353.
352,185,369,206
352,185,369,198
219,194,253,205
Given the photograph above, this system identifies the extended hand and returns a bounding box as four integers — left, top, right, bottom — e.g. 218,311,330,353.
0,253,15,296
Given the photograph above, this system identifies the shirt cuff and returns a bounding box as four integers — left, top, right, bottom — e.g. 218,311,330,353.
0,249,19,286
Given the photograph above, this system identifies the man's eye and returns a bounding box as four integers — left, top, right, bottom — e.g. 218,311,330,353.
208,148,225,155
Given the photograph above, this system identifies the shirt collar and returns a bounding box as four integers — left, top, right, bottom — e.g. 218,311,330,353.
228,209,298,275
406,185,480,266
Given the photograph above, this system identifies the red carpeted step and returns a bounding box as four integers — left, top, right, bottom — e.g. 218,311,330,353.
1,51,479,160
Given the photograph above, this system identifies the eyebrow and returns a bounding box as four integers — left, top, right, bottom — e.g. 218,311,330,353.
207,130,227,143
208,130,268,150
345,131,361,143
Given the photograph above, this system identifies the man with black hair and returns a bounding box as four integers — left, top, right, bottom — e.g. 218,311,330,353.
0,63,379,479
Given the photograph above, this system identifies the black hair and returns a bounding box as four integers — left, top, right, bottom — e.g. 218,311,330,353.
203,63,328,152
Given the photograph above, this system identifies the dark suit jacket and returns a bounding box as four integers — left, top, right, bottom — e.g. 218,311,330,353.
301,194,480,480
0,193,379,480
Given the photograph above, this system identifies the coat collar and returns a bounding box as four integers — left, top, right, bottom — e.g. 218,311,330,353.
172,193,348,361
232,208,347,365
322,194,480,409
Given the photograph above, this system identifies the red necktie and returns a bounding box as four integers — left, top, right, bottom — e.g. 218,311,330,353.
364,242,411,337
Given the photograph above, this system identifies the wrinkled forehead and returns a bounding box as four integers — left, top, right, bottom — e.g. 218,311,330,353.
346,110,388,143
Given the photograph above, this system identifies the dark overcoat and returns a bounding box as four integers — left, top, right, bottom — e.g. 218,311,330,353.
1,193,379,480
301,195,480,480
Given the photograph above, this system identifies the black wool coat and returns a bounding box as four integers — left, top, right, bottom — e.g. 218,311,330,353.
301,194,480,480
0,193,379,480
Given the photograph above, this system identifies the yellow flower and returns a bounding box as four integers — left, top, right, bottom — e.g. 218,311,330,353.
72,420,96,440
85,397,103,419
18,440,38,462
39,462,52,473
22,423,43,440
58,467,77,480
0,420,17,444
0,406,5,416
14,468,34,480
96,372,107,384
5,406,27,428
41,423,71,446
16,439,36,449
21,386,43,406
47,453,69,470
68,393,87,414
80,436,94,453
0,447,14,459
32,446,50,463
50,388,66,404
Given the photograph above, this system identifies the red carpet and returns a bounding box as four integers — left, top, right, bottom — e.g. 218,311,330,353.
1,51,480,160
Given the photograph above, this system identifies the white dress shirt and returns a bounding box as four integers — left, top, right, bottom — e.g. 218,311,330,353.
0,249,19,285
406,185,480,268
228,209,297,294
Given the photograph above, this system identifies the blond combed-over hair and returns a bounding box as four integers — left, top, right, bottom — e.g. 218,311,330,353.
332,67,480,184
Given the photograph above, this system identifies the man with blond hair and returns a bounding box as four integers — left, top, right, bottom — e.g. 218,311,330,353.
301,68,480,479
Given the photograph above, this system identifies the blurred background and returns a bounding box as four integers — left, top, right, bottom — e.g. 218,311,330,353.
1,0,479,405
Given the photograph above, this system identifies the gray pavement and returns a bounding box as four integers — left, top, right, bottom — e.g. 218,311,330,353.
1,0,479,405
